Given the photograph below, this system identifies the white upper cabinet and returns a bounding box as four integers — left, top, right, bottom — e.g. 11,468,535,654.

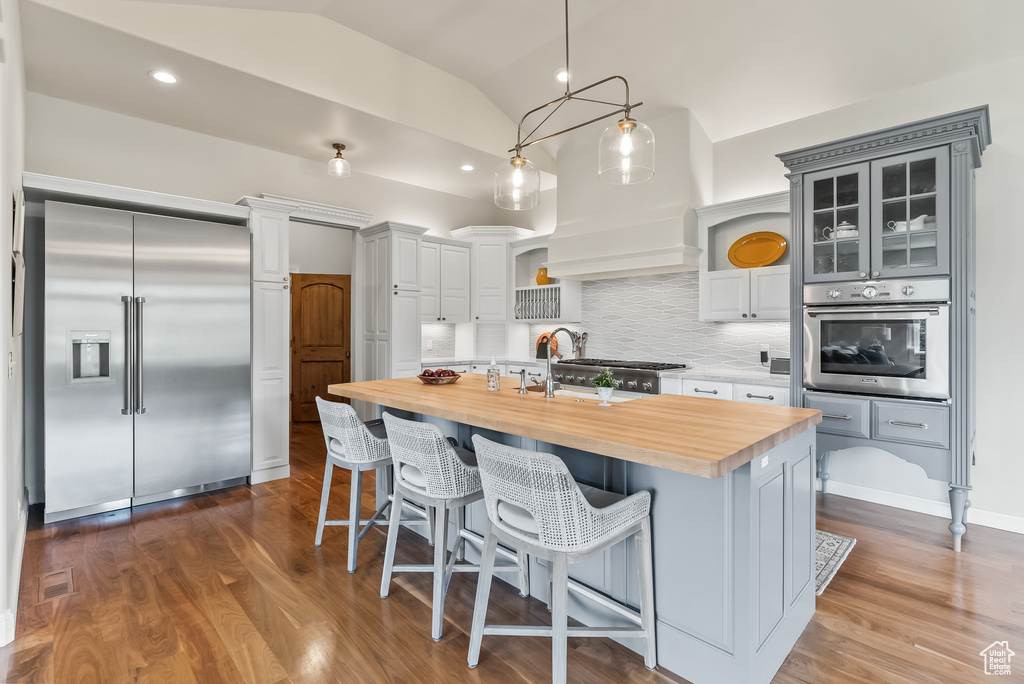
450,225,534,323
472,239,509,320
391,228,422,291
250,207,291,283
697,192,791,322
421,239,470,323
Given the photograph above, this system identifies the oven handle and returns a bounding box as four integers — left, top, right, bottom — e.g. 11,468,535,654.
806,304,945,317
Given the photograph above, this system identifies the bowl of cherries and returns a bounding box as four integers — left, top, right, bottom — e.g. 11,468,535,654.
417,368,461,385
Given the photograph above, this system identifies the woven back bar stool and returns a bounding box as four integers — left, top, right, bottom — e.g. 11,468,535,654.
467,435,657,683
314,397,400,573
380,412,530,642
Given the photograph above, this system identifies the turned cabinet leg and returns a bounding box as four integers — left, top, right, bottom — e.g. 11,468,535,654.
948,485,969,552
817,450,832,494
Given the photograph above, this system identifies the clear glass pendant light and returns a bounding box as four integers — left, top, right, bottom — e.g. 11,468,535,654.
597,117,655,184
494,154,540,210
328,144,351,177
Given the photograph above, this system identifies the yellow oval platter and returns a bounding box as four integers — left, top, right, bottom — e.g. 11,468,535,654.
727,231,788,268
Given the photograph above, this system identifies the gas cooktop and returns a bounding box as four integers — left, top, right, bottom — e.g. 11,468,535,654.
555,358,689,371
551,358,688,394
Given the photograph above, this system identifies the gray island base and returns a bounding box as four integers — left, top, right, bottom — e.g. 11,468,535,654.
333,377,819,684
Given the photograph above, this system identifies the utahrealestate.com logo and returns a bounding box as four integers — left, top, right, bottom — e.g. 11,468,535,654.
980,641,1014,676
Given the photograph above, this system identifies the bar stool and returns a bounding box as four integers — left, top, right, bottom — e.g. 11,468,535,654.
380,412,530,642
467,435,657,683
314,397,395,573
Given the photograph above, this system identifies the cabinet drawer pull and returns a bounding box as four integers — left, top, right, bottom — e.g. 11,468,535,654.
823,413,852,421
889,419,928,429
694,388,718,395
746,392,774,400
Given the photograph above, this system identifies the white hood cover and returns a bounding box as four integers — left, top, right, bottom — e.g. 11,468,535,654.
546,110,712,280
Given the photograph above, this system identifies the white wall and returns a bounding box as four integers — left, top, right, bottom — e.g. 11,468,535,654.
289,222,353,276
713,55,1024,526
0,0,27,645
24,93,503,234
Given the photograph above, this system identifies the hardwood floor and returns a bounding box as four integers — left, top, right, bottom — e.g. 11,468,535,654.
2,422,1022,683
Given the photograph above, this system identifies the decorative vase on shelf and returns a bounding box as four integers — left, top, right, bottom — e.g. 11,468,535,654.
535,267,551,285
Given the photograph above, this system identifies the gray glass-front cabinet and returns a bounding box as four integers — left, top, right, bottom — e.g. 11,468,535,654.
804,147,950,282
780,106,991,552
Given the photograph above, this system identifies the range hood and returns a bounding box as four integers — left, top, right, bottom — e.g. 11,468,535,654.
546,110,711,281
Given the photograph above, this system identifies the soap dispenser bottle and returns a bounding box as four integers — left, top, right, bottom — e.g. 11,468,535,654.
486,358,500,392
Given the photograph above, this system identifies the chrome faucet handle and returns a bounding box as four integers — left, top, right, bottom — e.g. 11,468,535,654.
517,369,529,394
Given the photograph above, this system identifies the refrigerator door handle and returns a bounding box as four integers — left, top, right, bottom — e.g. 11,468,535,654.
122,295,133,415
135,296,147,415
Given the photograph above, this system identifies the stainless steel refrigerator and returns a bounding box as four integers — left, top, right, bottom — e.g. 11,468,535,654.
43,201,251,523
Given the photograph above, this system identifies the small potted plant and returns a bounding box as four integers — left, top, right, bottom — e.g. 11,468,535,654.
592,370,617,406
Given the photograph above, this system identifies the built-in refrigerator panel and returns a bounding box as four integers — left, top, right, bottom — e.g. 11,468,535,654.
43,202,135,518
132,214,251,499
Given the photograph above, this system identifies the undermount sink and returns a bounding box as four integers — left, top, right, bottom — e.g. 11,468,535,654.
553,388,642,403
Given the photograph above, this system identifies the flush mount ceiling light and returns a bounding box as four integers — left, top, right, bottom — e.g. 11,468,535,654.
460,164,475,171
327,143,351,178
495,0,654,210
149,70,177,84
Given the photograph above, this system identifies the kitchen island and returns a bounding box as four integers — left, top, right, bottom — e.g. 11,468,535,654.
329,375,821,684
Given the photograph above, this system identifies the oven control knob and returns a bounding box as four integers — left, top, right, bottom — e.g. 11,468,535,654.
626,380,638,390
826,288,843,300
862,285,878,299
901,284,916,296
614,379,624,388
554,374,563,382
642,382,653,392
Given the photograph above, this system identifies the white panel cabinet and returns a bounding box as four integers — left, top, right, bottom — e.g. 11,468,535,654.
251,281,290,479
239,197,297,485
250,209,291,283
472,239,510,321
702,265,789,321
392,229,422,291
360,221,426,381
681,379,734,400
421,239,470,323
734,383,790,406
696,192,791,322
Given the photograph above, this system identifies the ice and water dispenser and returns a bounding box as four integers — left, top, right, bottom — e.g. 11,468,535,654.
69,331,111,382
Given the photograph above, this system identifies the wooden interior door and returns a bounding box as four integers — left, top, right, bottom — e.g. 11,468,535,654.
291,274,351,422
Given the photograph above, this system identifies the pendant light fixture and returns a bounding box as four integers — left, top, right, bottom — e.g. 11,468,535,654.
328,143,351,177
494,0,654,210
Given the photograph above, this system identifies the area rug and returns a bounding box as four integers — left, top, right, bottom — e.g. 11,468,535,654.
815,530,856,595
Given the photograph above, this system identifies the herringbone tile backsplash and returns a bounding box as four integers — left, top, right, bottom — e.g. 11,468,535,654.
530,272,790,370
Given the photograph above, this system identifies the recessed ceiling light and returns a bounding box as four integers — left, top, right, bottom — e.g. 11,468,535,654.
553,67,571,83
460,164,474,172
149,70,178,84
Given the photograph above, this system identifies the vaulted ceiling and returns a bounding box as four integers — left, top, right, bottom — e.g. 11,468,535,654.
21,0,1024,202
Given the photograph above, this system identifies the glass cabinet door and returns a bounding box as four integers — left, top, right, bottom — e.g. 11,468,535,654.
803,162,870,282
871,147,949,278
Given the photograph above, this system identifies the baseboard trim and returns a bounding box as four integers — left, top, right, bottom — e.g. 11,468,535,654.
1,493,29,646
819,480,1024,535
249,464,290,485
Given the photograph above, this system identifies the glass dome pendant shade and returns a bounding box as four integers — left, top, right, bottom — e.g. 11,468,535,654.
494,153,540,210
328,143,351,177
598,117,655,185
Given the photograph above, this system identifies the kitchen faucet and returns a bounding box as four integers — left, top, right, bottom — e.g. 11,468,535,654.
543,327,581,398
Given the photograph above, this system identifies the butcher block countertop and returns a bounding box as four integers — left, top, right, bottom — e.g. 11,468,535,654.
328,374,821,479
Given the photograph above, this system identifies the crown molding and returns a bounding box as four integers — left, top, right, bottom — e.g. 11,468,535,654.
777,105,991,174
253,194,373,228
450,225,534,241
